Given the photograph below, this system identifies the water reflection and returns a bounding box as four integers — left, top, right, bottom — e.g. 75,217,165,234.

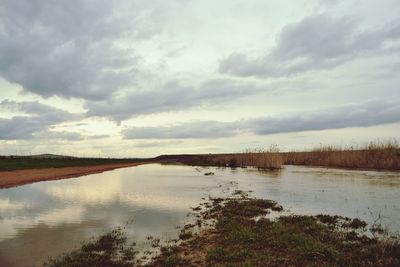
0,164,399,266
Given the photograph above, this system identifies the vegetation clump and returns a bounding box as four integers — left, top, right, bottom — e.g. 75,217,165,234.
44,194,400,267
151,195,400,267
44,227,138,267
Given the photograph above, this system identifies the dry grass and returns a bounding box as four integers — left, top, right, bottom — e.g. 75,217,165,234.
156,146,284,170
156,140,400,171
204,145,284,170
284,140,400,171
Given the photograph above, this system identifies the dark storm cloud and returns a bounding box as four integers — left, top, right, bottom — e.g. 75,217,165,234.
0,0,153,100
87,79,258,121
123,121,238,139
219,14,400,78
122,99,400,139
0,100,81,140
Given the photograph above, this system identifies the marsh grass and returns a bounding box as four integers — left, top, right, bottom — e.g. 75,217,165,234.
44,194,400,267
156,145,284,170
43,227,138,267
210,145,284,170
151,195,400,267
285,140,400,170
156,140,400,171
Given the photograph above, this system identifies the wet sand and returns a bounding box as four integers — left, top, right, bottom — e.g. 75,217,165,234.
0,162,146,188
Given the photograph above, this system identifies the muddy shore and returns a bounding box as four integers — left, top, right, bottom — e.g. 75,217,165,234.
0,162,146,189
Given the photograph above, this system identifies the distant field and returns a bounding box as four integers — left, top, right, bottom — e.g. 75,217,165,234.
0,156,147,171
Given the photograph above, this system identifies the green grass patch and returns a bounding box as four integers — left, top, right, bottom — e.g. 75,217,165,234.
43,195,400,266
0,156,146,171
43,228,138,267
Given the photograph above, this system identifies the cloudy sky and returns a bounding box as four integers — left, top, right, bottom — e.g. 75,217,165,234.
0,0,399,157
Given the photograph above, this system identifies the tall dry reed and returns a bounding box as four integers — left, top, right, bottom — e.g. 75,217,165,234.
284,140,400,170
204,145,284,170
156,140,399,171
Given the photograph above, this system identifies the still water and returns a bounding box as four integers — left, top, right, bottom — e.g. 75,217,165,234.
0,164,399,266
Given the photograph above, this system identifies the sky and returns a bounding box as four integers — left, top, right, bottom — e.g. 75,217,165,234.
0,0,399,157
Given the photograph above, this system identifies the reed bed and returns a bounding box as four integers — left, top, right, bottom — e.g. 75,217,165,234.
156,140,399,171
156,146,284,170
284,140,400,171
206,146,284,170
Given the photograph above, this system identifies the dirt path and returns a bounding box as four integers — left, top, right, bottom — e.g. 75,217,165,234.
0,162,147,189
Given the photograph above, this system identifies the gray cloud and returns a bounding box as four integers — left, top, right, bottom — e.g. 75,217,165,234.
1,100,74,117
318,0,341,7
87,79,258,121
133,140,183,148
123,121,238,139
0,100,80,140
219,14,400,78
33,131,85,141
31,131,109,141
0,0,158,100
247,99,400,135
122,99,400,139
0,117,48,140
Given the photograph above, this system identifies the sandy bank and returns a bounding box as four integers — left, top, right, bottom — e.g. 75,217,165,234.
0,162,146,189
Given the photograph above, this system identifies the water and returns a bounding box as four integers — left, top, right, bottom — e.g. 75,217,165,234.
0,164,399,266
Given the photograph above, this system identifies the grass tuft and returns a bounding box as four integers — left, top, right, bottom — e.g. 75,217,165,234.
44,194,400,267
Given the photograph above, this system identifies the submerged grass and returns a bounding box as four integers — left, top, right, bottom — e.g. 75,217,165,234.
46,194,400,266
44,227,138,267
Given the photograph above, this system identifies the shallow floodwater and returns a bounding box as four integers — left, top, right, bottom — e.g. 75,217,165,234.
0,164,399,266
